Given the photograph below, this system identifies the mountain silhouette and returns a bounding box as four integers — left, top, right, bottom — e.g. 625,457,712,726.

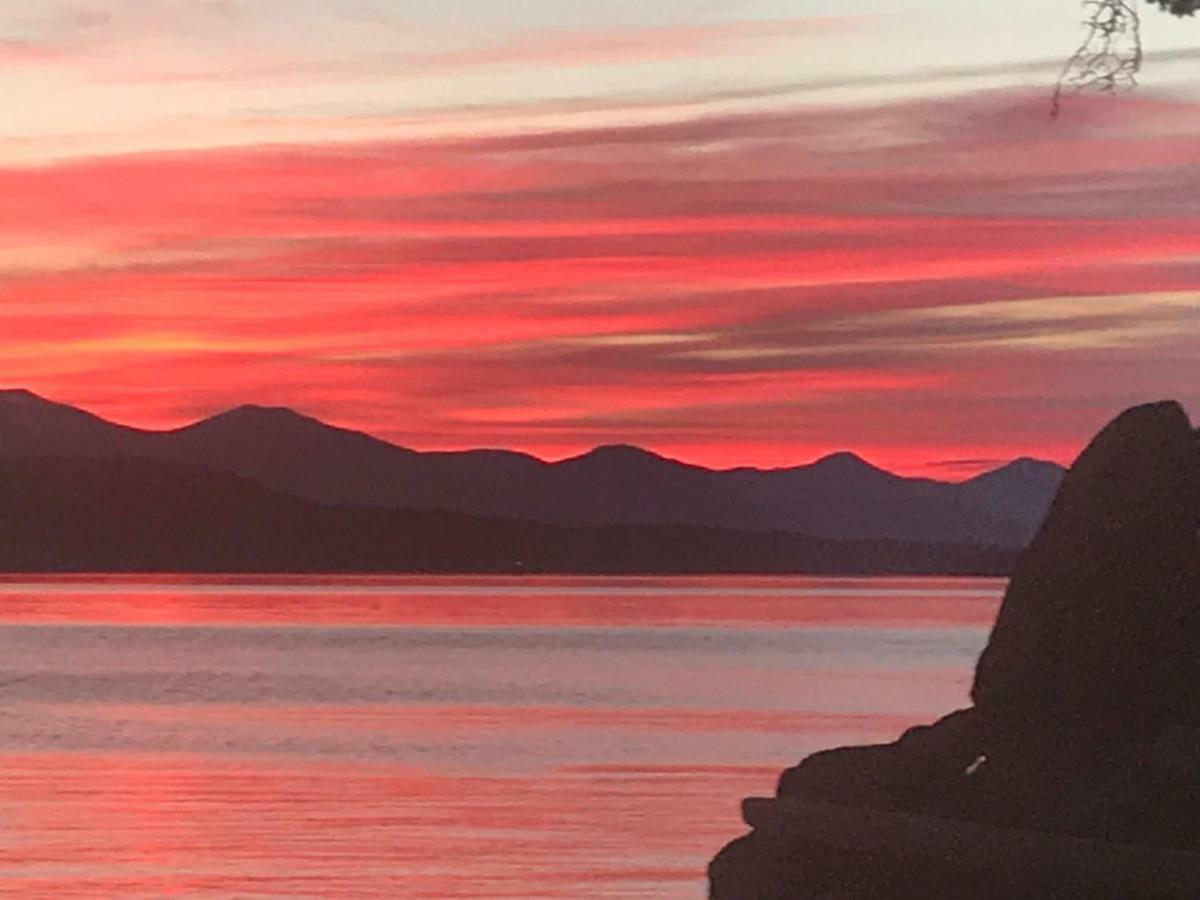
0,389,1064,548
0,455,1015,574
0,388,144,454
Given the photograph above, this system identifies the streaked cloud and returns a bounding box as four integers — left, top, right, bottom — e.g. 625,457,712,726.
2,0,1198,473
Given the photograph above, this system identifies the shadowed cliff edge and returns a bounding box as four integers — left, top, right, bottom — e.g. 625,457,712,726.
710,400,1200,898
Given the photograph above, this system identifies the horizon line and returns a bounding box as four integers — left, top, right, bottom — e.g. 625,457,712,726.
0,386,1065,482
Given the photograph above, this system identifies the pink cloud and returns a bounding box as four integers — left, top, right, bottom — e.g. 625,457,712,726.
3,87,1198,471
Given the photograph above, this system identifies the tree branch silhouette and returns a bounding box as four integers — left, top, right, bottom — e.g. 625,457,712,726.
1052,0,1142,117
1052,0,1197,117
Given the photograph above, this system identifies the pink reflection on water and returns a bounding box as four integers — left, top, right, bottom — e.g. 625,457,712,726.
0,575,998,895
89,701,931,737
0,752,779,898
0,574,1003,628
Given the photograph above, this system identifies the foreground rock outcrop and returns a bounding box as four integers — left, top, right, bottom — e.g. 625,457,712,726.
710,401,1200,898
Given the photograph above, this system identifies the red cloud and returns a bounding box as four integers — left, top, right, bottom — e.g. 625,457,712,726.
4,87,1199,472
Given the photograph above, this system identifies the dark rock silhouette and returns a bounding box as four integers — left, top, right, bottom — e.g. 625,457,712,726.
710,400,1200,898
974,401,1200,736
0,388,1062,547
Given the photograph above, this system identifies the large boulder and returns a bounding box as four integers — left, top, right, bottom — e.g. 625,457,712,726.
774,707,987,815
710,401,1200,898
973,400,1200,739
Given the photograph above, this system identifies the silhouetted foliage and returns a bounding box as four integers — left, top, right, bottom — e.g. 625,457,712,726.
1053,0,1141,116
1147,0,1199,15
1054,0,1198,115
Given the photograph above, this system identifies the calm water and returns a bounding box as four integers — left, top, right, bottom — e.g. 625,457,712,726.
0,575,1002,898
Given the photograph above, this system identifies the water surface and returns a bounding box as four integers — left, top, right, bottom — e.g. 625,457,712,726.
0,575,1002,897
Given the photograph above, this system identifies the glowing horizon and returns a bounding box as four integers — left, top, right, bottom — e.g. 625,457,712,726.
0,382,1083,481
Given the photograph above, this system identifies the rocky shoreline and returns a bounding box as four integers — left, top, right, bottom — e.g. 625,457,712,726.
710,401,1200,898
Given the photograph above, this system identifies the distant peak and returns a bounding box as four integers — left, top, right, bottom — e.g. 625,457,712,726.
0,388,92,416
976,457,1065,478
559,444,680,468
812,451,875,469
1002,456,1062,471
1009,456,1054,468
0,388,48,403
590,443,661,458
799,451,898,481
216,404,313,422
182,403,330,435
177,403,415,453
230,403,294,414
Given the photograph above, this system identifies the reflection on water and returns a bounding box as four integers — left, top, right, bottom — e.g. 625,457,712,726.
0,576,1001,897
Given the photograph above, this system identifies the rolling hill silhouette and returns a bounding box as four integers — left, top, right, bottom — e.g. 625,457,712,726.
0,455,1015,574
0,388,1063,549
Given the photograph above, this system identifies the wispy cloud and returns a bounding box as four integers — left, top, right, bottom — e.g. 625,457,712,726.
3,82,1198,470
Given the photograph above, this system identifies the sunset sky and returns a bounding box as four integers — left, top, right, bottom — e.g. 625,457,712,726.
2,0,1198,475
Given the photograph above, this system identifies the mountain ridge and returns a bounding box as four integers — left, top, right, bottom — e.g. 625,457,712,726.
1,387,1050,478
0,389,1066,547
0,454,1018,575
